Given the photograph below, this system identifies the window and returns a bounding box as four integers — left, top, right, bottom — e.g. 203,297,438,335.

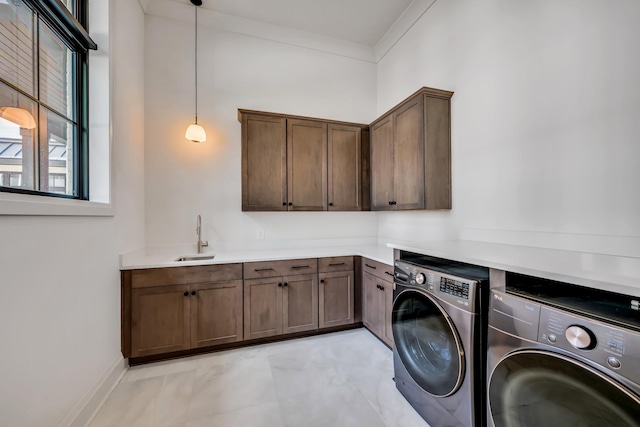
0,0,96,199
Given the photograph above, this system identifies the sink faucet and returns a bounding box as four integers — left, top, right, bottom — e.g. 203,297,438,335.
196,214,208,254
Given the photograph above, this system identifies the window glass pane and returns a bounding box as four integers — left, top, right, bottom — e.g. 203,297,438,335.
0,0,36,96
40,107,74,196
39,20,74,120
0,81,37,191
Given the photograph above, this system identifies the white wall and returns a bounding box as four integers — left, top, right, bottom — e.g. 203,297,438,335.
144,14,378,252
0,0,146,425
377,0,640,256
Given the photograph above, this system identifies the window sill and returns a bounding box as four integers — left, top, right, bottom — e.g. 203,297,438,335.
0,192,114,216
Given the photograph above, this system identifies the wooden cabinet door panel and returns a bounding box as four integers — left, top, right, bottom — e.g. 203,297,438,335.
362,271,384,337
282,274,318,334
424,95,452,210
381,279,394,348
191,280,243,348
244,277,283,340
319,271,354,328
328,124,361,211
131,285,191,357
394,97,425,210
370,116,394,211
287,119,327,211
242,114,287,211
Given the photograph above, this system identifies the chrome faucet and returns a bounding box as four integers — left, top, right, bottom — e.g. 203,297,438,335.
196,214,209,254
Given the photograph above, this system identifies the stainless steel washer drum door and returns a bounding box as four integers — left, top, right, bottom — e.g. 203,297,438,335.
392,289,465,397
489,350,640,427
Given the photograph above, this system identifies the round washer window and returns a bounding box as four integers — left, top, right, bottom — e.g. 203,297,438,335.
392,289,464,397
489,351,640,427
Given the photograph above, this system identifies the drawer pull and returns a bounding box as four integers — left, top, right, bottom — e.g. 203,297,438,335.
384,271,394,277
292,265,311,269
365,263,377,269
329,262,346,266
255,268,275,272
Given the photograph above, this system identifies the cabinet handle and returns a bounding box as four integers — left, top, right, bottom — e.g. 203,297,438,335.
380,285,385,291
329,202,334,206
284,282,288,287
288,202,293,206
391,201,397,205
183,291,189,296
255,268,275,272
282,202,287,206
320,279,324,283
384,271,394,277
329,262,345,266
278,283,283,287
365,263,377,269
388,201,393,206
191,291,196,296
292,265,310,269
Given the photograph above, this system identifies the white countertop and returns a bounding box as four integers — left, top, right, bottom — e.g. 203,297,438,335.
120,239,640,297
120,244,394,270
387,240,640,297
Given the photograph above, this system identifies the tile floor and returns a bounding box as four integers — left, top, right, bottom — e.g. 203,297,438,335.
89,329,429,427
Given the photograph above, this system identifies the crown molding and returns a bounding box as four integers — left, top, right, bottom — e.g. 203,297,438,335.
374,0,437,62
145,0,376,63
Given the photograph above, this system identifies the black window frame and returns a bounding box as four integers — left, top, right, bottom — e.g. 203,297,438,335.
0,0,97,200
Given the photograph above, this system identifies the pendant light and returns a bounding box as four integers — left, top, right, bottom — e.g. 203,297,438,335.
185,0,206,143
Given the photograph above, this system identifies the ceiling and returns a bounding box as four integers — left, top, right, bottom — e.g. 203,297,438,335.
143,0,416,47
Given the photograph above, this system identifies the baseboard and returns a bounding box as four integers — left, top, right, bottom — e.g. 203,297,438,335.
58,354,128,427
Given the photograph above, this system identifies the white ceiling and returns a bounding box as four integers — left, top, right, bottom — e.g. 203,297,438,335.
143,0,415,47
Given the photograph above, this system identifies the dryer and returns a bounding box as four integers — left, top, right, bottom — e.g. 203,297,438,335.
487,273,640,427
392,252,490,427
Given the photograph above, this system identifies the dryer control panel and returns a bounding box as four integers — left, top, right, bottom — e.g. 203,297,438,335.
394,261,480,313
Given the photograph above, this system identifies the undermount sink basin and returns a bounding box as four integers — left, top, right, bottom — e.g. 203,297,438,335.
174,255,215,262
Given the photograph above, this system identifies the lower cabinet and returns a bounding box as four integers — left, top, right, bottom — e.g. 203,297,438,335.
130,280,243,358
244,274,318,340
362,262,394,348
319,270,355,328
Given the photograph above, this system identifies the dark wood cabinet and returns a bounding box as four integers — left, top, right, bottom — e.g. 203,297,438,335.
243,259,319,340
319,270,355,328
361,258,394,348
288,119,327,211
131,285,191,358
123,264,244,358
241,113,287,211
191,280,243,348
370,87,453,211
328,124,367,211
239,110,368,212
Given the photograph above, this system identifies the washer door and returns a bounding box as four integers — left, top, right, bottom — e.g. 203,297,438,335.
392,288,465,397
489,350,640,427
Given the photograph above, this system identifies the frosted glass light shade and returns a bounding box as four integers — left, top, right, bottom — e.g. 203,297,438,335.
185,123,206,143
0,107,36,129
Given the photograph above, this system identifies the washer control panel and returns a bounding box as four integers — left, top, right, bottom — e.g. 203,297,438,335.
394,261,479,313
538,304,640,385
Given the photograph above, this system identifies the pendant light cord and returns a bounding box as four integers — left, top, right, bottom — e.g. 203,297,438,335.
194,4,198,125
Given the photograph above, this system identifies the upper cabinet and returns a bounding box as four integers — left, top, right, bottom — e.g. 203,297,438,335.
370,87,453,211
239,110,369,212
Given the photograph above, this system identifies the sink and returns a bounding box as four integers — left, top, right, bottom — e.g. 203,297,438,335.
174,255,215,262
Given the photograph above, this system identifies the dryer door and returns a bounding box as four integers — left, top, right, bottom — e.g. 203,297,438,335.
489,350,640,427
392,288,465,397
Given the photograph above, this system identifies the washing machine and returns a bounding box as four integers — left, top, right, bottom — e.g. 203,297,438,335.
487,273,640,427
392,252,490,427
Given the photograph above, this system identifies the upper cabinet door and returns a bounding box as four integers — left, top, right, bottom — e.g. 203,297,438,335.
287,119,328,211
393,96,425,210
328,124,362,211
242,114,287,211
370,115,395,211
424,95,452,210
